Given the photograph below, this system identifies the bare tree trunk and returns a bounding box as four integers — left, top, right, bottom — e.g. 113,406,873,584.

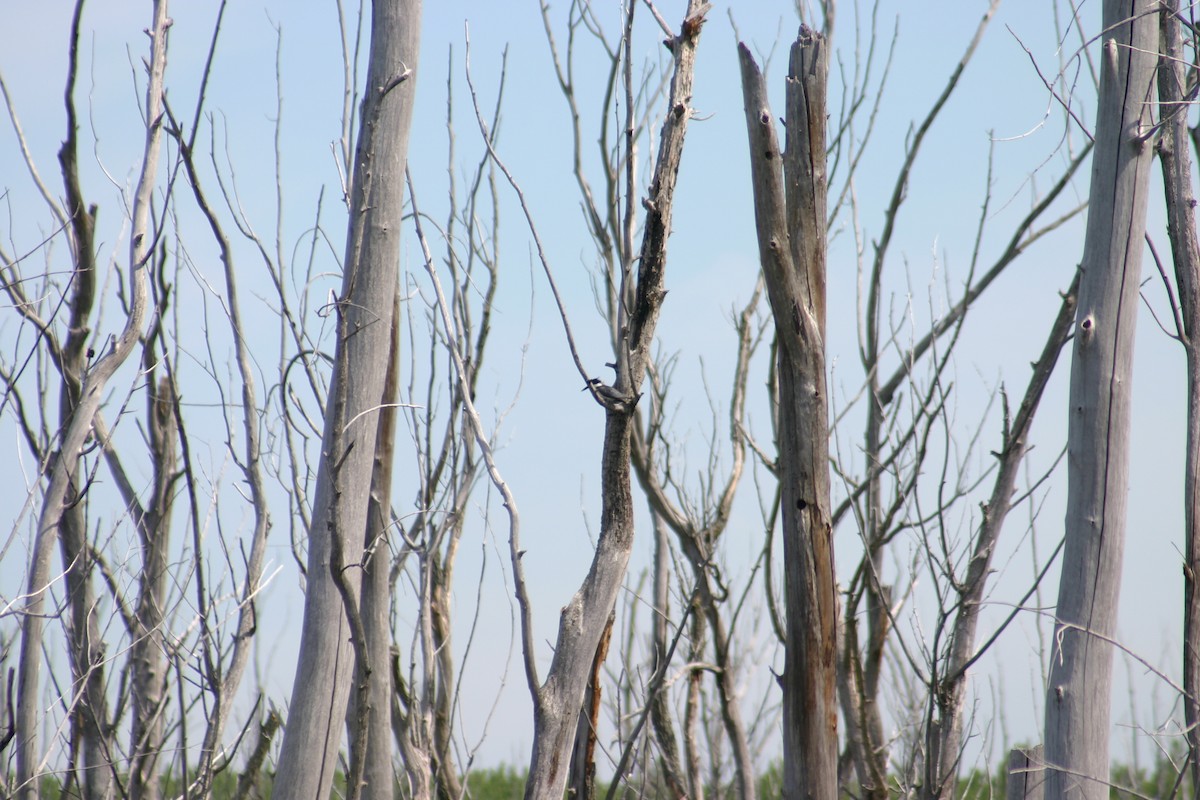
1043,2,1156,797
430,561,463,800
129,373,177,800
356,286,402,800
1156,3,1200,791
273,2,420,797
739,26,837,800
568,614,613,800
1008,746,1046,800
14,4,169,798
42,6,117,797
685,603,707,800
523,6,708,798
526,412,637,800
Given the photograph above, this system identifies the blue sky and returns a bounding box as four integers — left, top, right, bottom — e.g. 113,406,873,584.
0,0,1188,776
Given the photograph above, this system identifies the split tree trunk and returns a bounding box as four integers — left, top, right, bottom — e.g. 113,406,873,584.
355,286,402,799
738,27,837,800
1043,2,1156,797
272,2,420,798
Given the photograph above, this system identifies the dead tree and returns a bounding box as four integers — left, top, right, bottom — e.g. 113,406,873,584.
1043,1,1157,797
481,3,713,798
739,27,837,800
535,2,766,794
272,2,421,798
12,3,171,797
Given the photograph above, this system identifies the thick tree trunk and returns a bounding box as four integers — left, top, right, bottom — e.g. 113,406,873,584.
1156,2,1200,791
1008,747,1047,800
1043,2,1156,797
739,27,837,800
273,2,420,797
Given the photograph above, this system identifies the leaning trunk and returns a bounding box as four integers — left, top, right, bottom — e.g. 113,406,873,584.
522,4,708,798
1043,2,1156,797
272,2,420,798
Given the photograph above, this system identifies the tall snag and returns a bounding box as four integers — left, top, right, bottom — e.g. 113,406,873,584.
1043,1,1156,797
739,27,837,800
272,2,421,798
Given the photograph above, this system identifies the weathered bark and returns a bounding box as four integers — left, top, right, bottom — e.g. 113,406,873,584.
568,614,613,800
356,286,401,800
523,5,708,798
430,560,464,800
1008,746,1046,800
739,27,837,800
526,412,637,800
14,4,169,798
1156,2,1200,790
234,709,281,800
684,603,706,800
923,277,1078,799
1043,2,1156,797
273,1,420,797
46,5,116,797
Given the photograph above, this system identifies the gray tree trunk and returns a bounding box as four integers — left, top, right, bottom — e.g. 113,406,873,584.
738,27,837,800
523,5,708,798
1043,2,1156,797
129,375,177,800
272,2,420,797
14,3,169,797
1008,747,1046,800
1156,2,1200,790
356,286,401,799
56,16,118,785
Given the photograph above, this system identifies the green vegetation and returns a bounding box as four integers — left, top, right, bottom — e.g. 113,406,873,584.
17,745,1196,799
